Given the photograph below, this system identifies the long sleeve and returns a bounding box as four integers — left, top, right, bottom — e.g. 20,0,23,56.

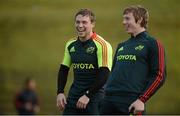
57,40,72,94
139,40,166,103
85,67,110,98
57,64,70,94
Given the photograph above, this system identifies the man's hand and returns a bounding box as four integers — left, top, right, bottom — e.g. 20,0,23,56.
33,105,40,113
24,102,33,111
76,95,90,109
129,99,144,114
57,93,67,111
24,102,40,113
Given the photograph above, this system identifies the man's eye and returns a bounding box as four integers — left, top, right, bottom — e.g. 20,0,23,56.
126,17,130,20
82,21,87,24
76,21,80,24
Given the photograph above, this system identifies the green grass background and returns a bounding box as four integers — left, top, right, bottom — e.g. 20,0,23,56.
0,0,180,114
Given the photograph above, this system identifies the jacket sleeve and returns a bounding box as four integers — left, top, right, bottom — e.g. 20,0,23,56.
95,40,113,71
14,92,23,110
57,41,71,94
85,67,110,98
139,40,166,103
57,64,70,94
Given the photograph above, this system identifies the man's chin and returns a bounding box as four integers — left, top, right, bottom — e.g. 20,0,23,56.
77,33,85,37
78,34,85,38
125,30,132,34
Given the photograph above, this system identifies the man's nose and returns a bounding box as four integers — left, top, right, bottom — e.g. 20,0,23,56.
122,20,126,25
78,22,83,27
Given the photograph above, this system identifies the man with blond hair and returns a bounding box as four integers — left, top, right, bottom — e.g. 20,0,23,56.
56,9,112,114
100,5,166,115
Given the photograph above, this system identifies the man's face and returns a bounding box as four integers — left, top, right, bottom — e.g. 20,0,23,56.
75,15,94,39
28,80,36,90
122,12,141,34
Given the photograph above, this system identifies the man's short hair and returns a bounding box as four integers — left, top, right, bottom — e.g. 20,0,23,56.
25,77,34,85
123,5,149,28
75,9,96,23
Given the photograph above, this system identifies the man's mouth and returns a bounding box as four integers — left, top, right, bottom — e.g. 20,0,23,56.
124,25,129,30
77,28,86,32
78,31,84,32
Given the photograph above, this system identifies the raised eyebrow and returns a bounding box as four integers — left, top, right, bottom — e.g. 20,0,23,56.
123,16,130,19
82,20,88,23
75,20,80,23
75,19,87,22
75,20,88,24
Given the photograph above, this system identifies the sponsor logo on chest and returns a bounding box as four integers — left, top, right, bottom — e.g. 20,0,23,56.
117,55,136,61
73,63,95,69
86,47,95,54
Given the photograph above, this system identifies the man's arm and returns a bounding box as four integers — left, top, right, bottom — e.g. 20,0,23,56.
139,40,166,103
76,67,110,109
85,67,110,98
57,39,72,94
57,64,70,94
57,64,69,110
57,40,72,110
14,92,23,110
76,40,113,109
85,40,113,98
33,94,40,113
129,40,166,114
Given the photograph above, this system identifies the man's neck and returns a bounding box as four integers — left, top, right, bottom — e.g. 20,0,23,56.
132,28,146,37
79,32,93,42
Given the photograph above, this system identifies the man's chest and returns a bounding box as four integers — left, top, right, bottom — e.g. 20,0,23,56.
116,42,149,62
69,43,97,63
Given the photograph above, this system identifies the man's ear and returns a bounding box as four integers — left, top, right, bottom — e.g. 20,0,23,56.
92,22,95,28
137,17,143,25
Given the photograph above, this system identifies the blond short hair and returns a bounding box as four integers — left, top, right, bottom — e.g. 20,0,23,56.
123,5,149,28
75,9,96,23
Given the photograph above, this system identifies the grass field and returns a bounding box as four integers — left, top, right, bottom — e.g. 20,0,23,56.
0,0,180,114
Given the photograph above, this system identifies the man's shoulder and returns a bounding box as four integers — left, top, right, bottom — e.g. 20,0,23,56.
93,34,112,50
117,39,129,47
94,34,111,45
65,37,77,47
145,35,160,48
144,34,165,50
146,34,156,41
15,90,22,98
